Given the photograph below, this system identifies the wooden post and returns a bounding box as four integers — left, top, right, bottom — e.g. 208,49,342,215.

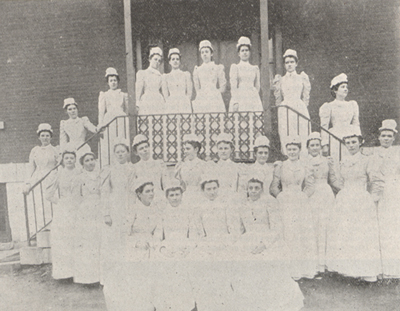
275,24,283,76
123,0,137,137
136,38,142,71
260,0,271,135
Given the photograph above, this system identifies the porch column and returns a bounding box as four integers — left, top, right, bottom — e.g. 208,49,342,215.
260,0,271,135
275,24,283,76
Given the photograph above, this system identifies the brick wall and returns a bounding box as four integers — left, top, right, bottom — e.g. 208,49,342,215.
0,0,126,164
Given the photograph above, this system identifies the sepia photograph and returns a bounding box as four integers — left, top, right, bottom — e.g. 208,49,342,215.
0,0,400,310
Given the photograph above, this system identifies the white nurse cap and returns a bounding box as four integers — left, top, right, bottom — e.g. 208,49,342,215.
236,36,251,49
149,47,163,58
37,123,53,134
199,40,213,52
254,135,270,148
285,135,302,146
63,97,77,109
330,73,348,89
132,134,149,147
342,125,362,140
283,49,298,60
183,134,201,143
164,178,183,192
168,48,181,59
216,132,233,144
379,119,398,133
307,132,321,142
105,67,118,78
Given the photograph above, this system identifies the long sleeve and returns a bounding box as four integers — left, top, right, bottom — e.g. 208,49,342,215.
185,71,193,100
27,147,37,181
302,165,315,197
269,161,282,198
229,64,239,101
272,74,282,105
327,156,342,191
255,66,261,92
100,167,112,217
367,155,384,202
193,66,200,92
59,120,68,150
45,170,60,204
82,116,97,134
350,100,360,128
319,103,331,146
98,91,106,125
135,70,145,103
161,74,169,100
300,71,311,106
217,64,226,94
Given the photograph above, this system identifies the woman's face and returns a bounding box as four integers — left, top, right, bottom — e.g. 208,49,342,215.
82,154,96,172
169,54,181,70
379,130,395,148
66,104,78,119
63,153,76,169
38,131,51,147
108,76,118,90
114,145,129,164
239,45,250,62
247,181,263,201
203,181,219,201
255,147,269,165
167,189,182,207
217,142,232,161
138,184,154,206
200,47,212,63
286,144,300,161
136,142,150,161
284,57,297,73
344,137,361,155
184,143,197,161
308,139,322,157
335,83,348,99
149,54,162,69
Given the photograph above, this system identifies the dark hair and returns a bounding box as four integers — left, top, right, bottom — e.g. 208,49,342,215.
201,179,219,191
136,182,154,196
330,82,347,98
106,74,120,83
114,143,129,153
168,53,181,61
284,55,298,64
38,130,53,138
61,151,76,166
184,141,201,154
165,187,183,197
247,178,263,189
132,141,149,153
306,138,321,148
343,135,363,144
64,104,78,110
79,153,95,166
150,53,162,60
379,129,396,135
237,44,251,52
285,142,301,150
254,145,270,154
217,141,234,150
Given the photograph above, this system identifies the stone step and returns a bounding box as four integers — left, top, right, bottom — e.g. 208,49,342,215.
20,246,51,265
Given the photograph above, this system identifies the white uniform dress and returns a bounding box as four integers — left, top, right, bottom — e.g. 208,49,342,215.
46,167,79,280
326,152,381,279
162,69,193,114
98,89,130,167
232,195,304,311
242,161,274,194
319,99,360,162
193,61,226,113
73,169,102,284
270,160,318,279
273,72,311,156
59,117,97,162
369,146,400,278
175,157,208,198
132,158,165,195
229,60,262,112
213,159,242,194
136,67,165,115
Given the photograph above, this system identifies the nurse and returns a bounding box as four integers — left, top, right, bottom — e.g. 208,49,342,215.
326,126,381,281
368,120,400,278
229,36,262,112
136,47,165,115
192,40,226,113
73,152,101,284
60,98,98,163
270,136,317,279
98,67,130,167
319,73,360,162
162,48,193,114
273,49,311,156
46,150,79,280
303,132,340,272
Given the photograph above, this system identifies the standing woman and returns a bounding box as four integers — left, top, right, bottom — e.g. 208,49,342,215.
73,153,101,284
136,47,165,115
100,140,135,284
98,67,130,167
303,132,340,272
46,150,79,280
319,73,360,162
270,136,317,279
60,98,97,164
162,48,193,114
326,127,381,281
273,49,311,156
192,40,226,113
229,36,262,112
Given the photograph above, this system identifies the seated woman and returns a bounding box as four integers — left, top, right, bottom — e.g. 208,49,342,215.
229,36,262,112
98,67,130,167
231,175,304,311
162,48,193,114
60,98,97,164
